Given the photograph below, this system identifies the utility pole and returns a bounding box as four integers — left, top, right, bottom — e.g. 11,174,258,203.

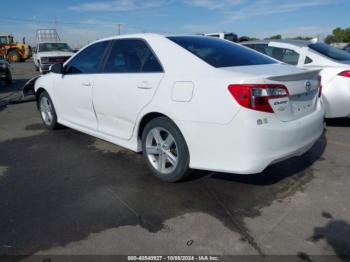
54,17,57,29
117,23,122,35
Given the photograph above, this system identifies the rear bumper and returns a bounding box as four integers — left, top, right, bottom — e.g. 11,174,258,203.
178,100,325,174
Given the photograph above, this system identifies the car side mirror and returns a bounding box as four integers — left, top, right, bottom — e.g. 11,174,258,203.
50,63,63,74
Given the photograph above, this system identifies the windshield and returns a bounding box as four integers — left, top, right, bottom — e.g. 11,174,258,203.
38,43,72,52
168,36,277,68
309,43,350,61
0,36,13,44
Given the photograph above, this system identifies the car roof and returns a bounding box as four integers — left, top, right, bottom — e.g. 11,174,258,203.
38,42,69,44
96,33,164,41
94,33,231,43
241,39,312,47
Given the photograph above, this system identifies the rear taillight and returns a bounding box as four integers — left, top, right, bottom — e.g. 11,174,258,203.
228,84,289,113
318,75,322,97
339,70,350,78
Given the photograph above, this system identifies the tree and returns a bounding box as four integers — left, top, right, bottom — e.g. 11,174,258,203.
325,35,335,44
290,36,313,41
265,34,282,40
325,27,350,43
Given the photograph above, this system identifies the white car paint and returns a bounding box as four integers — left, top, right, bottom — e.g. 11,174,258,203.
242,40,350,118
34,34,325,175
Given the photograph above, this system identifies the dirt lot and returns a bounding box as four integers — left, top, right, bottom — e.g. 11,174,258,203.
0,61,350,261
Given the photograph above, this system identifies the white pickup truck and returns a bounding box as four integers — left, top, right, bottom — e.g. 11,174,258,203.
33,29,74,74
33,42,74,73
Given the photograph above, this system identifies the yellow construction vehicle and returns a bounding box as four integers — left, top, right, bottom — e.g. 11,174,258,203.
0,35,31,62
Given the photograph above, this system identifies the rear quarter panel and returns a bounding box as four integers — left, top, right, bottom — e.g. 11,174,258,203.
320,68,350,117
145,72,240,125
139,36,250,125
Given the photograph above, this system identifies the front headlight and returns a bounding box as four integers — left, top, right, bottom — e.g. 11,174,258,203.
0,63,7,69
41,57,49,63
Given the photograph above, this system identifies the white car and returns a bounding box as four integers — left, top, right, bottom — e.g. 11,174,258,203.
31,34,324,182
33,42,74,73
242,40,350,118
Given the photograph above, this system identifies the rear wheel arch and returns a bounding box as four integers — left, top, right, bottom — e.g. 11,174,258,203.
137,112,168,141
6,48,18,56
7,49,21,62
137,112,190,148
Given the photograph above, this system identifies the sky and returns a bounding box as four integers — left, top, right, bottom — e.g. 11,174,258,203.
0,0,349,47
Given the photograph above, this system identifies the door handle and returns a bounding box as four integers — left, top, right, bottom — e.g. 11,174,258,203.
82,81,92,87
137,81,153,89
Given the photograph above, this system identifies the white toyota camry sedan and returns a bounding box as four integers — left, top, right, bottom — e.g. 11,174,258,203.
31,34,325,182
242,40,350,118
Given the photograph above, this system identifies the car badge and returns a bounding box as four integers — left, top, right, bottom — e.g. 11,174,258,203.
305,81,312,92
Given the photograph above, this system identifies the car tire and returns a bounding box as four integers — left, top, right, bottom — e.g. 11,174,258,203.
38,91,59,130
5,71,12,86
8,50,20,63
141,117,191,182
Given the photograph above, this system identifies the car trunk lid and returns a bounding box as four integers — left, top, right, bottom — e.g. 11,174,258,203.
222,64,321,121
266,70,320,121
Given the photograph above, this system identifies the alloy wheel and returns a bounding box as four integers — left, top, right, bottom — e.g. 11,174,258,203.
145,127,179,174
40,96,54,126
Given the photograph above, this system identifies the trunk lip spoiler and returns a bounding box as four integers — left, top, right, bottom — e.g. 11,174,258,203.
266,69,321,82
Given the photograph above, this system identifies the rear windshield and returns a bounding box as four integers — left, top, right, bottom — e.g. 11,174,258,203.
167,36,277,68
309,43,350,61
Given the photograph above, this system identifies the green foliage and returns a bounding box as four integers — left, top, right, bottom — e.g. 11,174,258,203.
265,34,282,40
325,27,350,43
290,36,313,41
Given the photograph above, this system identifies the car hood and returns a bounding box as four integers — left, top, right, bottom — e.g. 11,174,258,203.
37,51,74,57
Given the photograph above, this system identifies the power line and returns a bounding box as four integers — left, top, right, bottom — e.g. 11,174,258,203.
0,15,172,36
0,16,124,27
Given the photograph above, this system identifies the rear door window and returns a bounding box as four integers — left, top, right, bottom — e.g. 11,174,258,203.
269,47,300,65
103,39,163,73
